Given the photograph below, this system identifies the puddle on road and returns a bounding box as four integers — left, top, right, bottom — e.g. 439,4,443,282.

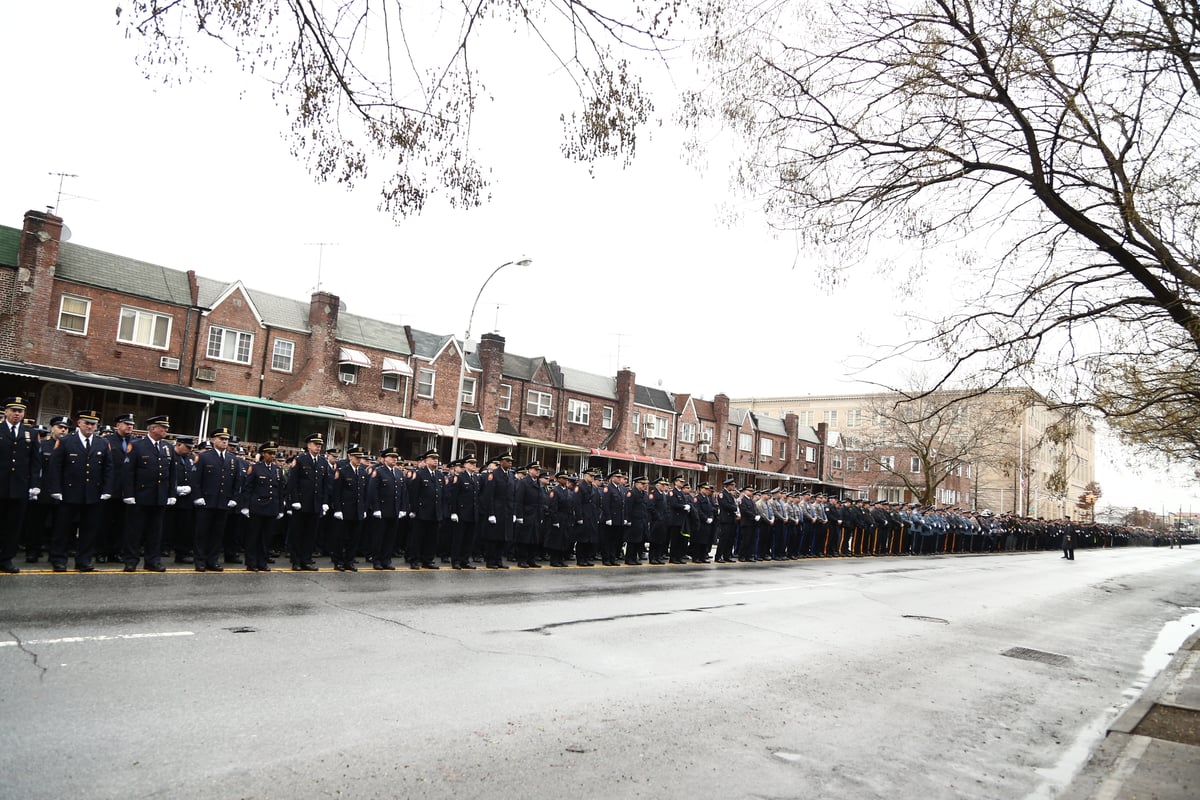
1025,607,1200,800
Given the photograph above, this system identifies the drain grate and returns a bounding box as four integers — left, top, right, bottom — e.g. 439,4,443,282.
1001,646,1071,666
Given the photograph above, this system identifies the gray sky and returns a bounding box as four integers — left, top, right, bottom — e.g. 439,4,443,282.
2,1,1194,515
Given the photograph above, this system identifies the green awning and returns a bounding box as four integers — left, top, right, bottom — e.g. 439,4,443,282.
202,390,343,419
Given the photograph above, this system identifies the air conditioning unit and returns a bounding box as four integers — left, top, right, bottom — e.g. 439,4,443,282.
698,443,711,454
159,356,181,370
340,373,357,385
537,408,551,417
194,366,217,382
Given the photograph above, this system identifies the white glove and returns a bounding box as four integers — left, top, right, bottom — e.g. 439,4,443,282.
177,485,191,496
683,504,691,512
167,497,177,506
754,515,761,522
276,512,283,519
322,504,329,514
334,511,343,520
373,510,382,519
291,503,301,510
29,487,40,498
450,513,459,523
706,517,713,524
553,523,560,528
240,508,250,518
51,492,63,501
227,500,237,509
515,517,524,524
408,512,416,518
100,493,110,501
124,497,136,505
624,520,631,526
193,497,206,507
605,519,612,526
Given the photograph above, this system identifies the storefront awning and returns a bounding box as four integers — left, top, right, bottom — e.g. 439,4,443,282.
338,347,371,367
589,448,708,472
320,406,440,434
438,425,516,447
381,357,413,377
515,435,590,454
707,462,803,481
203,390,342,419
0,359,210,404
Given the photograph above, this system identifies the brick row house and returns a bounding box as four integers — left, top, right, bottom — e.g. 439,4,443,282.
1,208,848,492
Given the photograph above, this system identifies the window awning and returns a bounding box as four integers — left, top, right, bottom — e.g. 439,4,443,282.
381,357,413,377
319,406,440,434
515,435,590,454
338,347,371,367
203,390,342,419
0,359,210,404
589,448,708,472
437,425,516,447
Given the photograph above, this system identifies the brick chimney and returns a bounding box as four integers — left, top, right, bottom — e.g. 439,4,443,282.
783,412,798,472
8,210,65,359
476,332,506,431
613,368,637,452
712,393,730,463
308,290,340,377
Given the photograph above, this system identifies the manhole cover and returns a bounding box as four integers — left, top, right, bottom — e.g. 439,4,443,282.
1132,703,1200,746
1001,646,1070,666
225,626,257,634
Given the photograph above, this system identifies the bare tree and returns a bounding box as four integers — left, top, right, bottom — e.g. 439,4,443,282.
117,0,678,218
686,0,1200,468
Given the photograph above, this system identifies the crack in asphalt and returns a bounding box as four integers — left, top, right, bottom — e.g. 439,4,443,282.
519,603,747,635
7,630,48,683
296,575,608,677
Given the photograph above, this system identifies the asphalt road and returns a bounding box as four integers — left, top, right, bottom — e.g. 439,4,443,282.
3,548,1199,799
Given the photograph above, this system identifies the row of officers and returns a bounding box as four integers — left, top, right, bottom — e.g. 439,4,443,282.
1,398,1141,575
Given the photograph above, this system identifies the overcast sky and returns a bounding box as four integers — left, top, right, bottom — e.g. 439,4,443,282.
2,2,1194,516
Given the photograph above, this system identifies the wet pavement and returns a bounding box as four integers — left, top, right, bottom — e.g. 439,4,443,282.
3,548,1200,799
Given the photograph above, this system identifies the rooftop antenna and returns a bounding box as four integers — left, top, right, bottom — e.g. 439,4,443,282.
48,172,78,214
304,242,338,291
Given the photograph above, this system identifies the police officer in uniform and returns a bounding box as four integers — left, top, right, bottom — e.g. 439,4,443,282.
367,446,408,570
101,413,137,563
0,396,40,573
45,410,115,572
408,449,444,569
238,441,285,571
479,453,514,568
168,435,199,565
120,415,179,572
448,455,481,569
24,415,68,563
330,443,370,571
285,432,331,570
193,427,245,572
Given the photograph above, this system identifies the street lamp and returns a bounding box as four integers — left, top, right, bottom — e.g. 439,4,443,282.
1084,491,1097,523
450,257,532,461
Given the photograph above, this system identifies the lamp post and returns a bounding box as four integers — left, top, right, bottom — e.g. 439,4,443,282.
1084,491,1097,523
450,258,532,461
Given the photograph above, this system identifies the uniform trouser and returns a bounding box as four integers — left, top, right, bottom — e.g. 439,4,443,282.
168,505,195,558
371,517,399,566
194,507,231,567
51,503,103,568
123,504,166,568
624,522,645,563
667,525,689,562
409,518,438,565
689,524,713,561
334,517,361,567
23,501,54,558
243,514,273,570
100,498,127,559
0,497,29,565
715,522,737,561
737,522,758,560
482,535,506,566
289,511,320,566
600,523,623,562
773,522,788,558
450,518,476,566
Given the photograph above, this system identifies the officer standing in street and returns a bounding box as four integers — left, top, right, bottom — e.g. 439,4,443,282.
45,409,114,572
121,415,179,572
193,427,245,572
239,441,285,571
101,413,137,564
286,432,331,571
408,449,444,569
367,446,408,570
0,396,41,574
479,453,515,568
23,415,68,563
330,443,369,572
448,455,480,570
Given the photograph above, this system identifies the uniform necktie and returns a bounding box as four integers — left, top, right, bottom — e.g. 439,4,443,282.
84,436,91,450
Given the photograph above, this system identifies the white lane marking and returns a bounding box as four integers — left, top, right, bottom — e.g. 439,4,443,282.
0,631,195,647
724,582,839,595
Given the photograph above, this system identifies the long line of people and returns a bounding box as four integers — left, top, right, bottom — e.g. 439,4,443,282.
5,403,1153,574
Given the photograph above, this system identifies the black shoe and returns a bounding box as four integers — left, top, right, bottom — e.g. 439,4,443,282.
260,565,272,572
335,564,346,572
195,565,206,572
422,563,439,570
292,565,303,571
0,562,19,574
245,566,257,572
144,563,166,573
373,563,385,570
123,565,137,572
209,564,224,572
75,564,95,573
410,563,421,570
174,556,194,564
52,563,68,572
301,563,319,571
452,564,463,570
461,563,476,570
345,563,358,572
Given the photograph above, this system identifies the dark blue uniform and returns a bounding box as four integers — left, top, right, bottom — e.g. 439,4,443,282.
330,457,369,570
240,458,285,571
193,447,246,570
448,469,480,569
121,434,178,570
367,463,408,569
408,466,443,568
285,450,331,569
479,465,514,568
0,420,40,570
46,432,113,570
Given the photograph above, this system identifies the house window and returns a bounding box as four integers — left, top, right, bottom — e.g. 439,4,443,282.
862,458,870,472
726,429,732,446
57,295,90,335
832,453,842,469
910,457,922,473
382,373,401,392
633,412,641,434
701,427,713,444
337,364,359,384
780,442,786,461
680,422,697,443
207,325,254,364
846,456,857,472
526,390,552,417
798,410,814,427
498,383,512,411
805,446,816,462
460,377,477,405
880,455,895,470
567,399,590,425
417,368,435,399
822,410,839,426
602,406,614,429
271,339,294,372
117,306,171,349
847,409,862,428
760,438,773,457
738,433,753,452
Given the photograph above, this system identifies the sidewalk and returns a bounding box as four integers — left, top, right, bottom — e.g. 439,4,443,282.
1062,628,1200,799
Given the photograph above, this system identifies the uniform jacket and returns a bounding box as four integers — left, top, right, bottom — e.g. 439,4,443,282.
196,448,246,509
241,460,286,517
122,435,178,506
286,451,331,512
331,459,370,520
367,464,409,519
0,421,40,498
410,466,444,522
45,432,113,504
